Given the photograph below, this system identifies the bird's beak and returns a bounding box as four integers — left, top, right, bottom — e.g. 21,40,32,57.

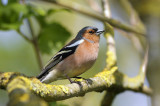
96,30,105,36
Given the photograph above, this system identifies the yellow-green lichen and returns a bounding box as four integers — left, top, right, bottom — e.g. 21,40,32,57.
31,79,69,97
19,94,29,102
32,83,54,97
95,66,118,86
7,76,31,93
123,74,143,89
106,51,117,69
0,72,14,88
31,78,43,94
104,23,114,37
58,85,69,94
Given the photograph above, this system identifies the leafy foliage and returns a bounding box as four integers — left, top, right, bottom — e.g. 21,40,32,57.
38,22,71,54
0,1,30,30
0,0,71,54
33,7,71,54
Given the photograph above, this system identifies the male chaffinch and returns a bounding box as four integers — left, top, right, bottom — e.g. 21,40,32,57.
37,26,104,84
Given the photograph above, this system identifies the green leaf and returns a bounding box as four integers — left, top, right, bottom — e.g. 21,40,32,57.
0,1,71,54
38,22,71,54
0,2,30,30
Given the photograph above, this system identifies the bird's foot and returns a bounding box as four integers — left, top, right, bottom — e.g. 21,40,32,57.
73,77,93,85
65,75,82,86
70,80,82,86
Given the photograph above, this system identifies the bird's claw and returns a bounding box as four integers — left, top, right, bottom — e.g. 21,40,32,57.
74,77,93,85
70,80,82,87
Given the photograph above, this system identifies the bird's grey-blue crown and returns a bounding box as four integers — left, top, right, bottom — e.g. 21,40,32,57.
76,26,98,39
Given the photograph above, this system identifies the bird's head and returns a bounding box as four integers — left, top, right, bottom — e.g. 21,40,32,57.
77,26,105,43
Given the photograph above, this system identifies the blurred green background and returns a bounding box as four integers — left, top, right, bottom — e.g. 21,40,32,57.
0,0,159,106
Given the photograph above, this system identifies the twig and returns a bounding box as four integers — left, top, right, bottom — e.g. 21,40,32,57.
100,0,117,105
16,29,32,43
117,29,145,54
119,0,146,54
120,0,145,32
101,0,117,69
139,45,149,83
126,85,152,96
26,18,43,70
32,38,43,70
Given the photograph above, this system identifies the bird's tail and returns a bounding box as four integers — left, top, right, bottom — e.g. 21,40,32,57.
37,69,59,84
36,69,48,79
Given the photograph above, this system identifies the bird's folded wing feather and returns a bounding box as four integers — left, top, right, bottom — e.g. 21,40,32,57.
36,38,82,79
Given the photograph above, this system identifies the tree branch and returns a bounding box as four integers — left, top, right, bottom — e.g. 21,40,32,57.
101,0,117,105
16,29,32,43
119,0,146,54
38,0,145,36
0,68,152,103
7,77,48,106
101,91,117,106
120,0,145,32
101,0,117,70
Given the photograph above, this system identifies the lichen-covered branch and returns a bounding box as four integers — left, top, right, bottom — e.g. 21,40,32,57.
101,91,117,106
0,72,48,106
101,0,117,70
7,77,48,106
101,0,117,105
122,46,149,94
0,67,152,103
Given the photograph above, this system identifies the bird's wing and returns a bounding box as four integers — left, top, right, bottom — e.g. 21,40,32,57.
37,38,84,79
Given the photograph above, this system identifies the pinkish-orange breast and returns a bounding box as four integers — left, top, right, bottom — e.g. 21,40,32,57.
75,40,99,67
55,40,100,78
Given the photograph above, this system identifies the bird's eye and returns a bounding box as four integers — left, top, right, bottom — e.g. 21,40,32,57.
89,31,93,34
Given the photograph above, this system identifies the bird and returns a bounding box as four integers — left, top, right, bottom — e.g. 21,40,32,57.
37,26,104,84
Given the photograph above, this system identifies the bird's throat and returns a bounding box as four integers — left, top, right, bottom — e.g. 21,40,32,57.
82,37,94,43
